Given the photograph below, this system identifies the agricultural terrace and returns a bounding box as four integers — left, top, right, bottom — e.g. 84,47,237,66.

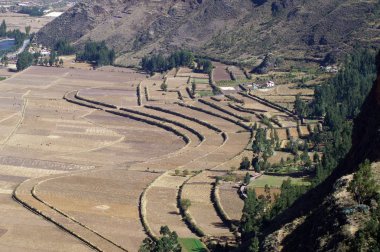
0,59,319,251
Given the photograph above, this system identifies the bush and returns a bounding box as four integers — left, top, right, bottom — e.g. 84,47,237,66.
160,82,168,92
240,157,251,170
348,160,378,204
180,199,191,211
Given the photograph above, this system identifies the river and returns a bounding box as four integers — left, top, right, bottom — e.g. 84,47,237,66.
0,39,15,51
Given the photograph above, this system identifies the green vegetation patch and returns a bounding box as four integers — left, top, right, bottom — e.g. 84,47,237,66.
216,79,247,87
191,78,209,84
249,174,310,188
197,90,214,97
179,238,207,252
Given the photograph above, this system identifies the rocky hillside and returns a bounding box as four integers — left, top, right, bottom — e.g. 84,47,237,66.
262,53,380,251
35,0,380,66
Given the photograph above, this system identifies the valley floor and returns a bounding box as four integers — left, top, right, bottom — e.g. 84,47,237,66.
0,66,310,251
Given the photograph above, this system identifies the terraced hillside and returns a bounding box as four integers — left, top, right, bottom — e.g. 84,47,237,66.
0,65,317,251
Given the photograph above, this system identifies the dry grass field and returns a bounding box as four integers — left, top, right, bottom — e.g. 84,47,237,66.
0,13,56,33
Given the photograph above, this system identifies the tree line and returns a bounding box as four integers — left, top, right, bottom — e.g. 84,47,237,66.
239,49,378,251
141,50,213,74
0,20,29,49
76,41,115,66
18,6,45,17
310,49,377,183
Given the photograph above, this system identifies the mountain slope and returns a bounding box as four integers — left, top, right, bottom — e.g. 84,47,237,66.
262,52,380,251
35,0,380,66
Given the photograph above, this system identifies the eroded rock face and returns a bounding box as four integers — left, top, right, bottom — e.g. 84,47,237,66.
35,0,380,65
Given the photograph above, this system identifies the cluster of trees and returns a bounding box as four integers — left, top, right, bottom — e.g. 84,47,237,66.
249,127,279,172
195,58,213,74
240,179,309,251
37,51,64,67
54,40,75,56
310,49,377,183
239,49,378,251
139,226,181,252
312,49,376,120
18,6,45,17
7,29,28,48
17,51,64,71
141,50,213,75
76,41,115,66
141,50,195,73
0,20,28,49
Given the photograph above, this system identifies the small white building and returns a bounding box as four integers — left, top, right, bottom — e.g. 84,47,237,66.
266,81,275,88
40,49,50,57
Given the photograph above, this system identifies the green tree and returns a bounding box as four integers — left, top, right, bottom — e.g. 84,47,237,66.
49,51,57,67
139,226,181,252
294,93,308,119
54,40,75,55
241,189,265,244
180,199,191,211
25,26,31,36
350,198,380,251
240,157,251,170
16,51,33,71
348,160,378,204
191,80,196,95
0,20,6,37
160,82,168,92
244,172,251,184
249,237,260,252
1,56,8,67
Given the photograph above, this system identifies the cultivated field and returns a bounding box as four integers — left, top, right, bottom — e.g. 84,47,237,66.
0,60,316,251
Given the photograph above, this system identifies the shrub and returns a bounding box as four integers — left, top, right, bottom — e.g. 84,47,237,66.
348,160,378,204
160,82,168,92
180,199,191,211
240,157,251,170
